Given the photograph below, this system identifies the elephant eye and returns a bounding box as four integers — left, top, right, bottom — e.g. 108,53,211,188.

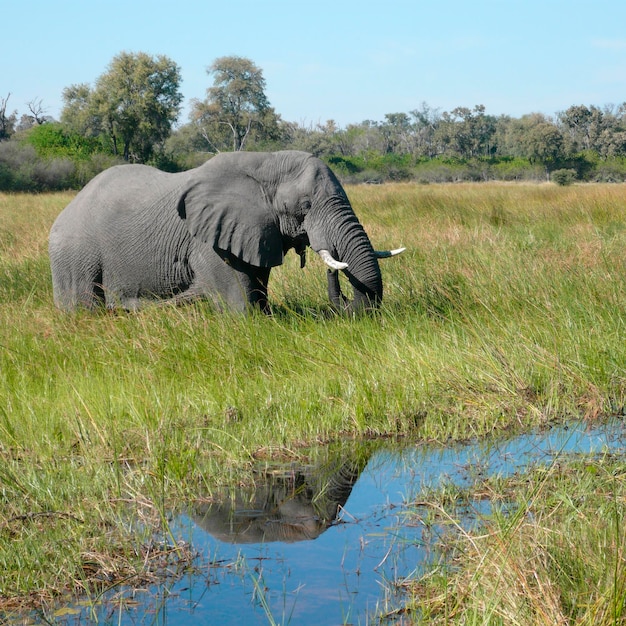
300,200,312,211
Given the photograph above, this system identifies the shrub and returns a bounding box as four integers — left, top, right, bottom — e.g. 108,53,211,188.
491,157,544,181
325,155,362,175
412,159,467,183
0,143,39,191
22,123,102,161
0,141,79,191
592,157,626,182
32,158,75,190
73,153,125,186
551,168,577,186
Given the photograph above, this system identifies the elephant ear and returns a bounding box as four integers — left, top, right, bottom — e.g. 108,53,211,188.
180,175,284,268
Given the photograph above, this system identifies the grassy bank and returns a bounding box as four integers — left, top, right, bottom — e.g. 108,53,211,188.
1,183,625,614
403,452,626,625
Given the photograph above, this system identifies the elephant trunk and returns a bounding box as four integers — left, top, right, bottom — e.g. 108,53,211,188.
326,239,383,314
306,201,383,314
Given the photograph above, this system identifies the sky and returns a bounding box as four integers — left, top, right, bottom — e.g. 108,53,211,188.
3,0,626,128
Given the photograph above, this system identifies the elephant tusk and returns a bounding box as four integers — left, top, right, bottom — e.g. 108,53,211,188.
374,247,406,258
317,249,349,271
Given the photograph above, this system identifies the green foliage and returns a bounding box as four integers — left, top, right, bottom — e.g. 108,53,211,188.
22,122,102,160
62,51,183,163
325,154,362,174
490,157,544,181
0,136,125,192
551,168,577,185
435,104,497,158
592,156,626,182
325,153,420,183
6,54,626,183
0,142,75,191
189,56,280,152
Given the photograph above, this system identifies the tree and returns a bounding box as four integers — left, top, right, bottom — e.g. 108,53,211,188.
286,119,344,157
61,83,98,136
435,105,496,158
24,122,101,160
507,114,565,179
0,93,17,140
380,113,413,154
558,103,626,158
15,99,54,131
409,103,440,157
190,56,277,152
61,52,183,163
341,120,386,156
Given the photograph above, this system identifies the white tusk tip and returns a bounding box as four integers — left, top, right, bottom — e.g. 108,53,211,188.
317,249,349,271
375,247,406,258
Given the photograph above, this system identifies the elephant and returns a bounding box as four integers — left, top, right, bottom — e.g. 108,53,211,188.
193,448,371,544
48,150,404,313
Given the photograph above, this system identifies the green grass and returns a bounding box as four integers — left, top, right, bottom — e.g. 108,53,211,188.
402,453,626,625
1,182,625,615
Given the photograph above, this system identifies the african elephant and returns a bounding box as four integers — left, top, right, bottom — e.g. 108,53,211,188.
49,150,403,313
193,451,370,544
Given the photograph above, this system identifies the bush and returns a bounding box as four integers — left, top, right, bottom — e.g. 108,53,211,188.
551,168,577,186
325,155,362,175
0,141,78,191
412,159,471,183
73,153,125,186
491,157,544,181
32,158,75,189
22,123,102,161
353,169,385,184
0,143,39,191
0,128,125,191
592,157,626,182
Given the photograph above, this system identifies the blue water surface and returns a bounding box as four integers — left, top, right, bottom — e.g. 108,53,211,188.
44,419,626,625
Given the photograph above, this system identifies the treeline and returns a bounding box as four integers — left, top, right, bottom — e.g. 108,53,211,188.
3,53,626,191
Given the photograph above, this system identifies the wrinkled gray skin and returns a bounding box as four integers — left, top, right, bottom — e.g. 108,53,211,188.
49,150,383,313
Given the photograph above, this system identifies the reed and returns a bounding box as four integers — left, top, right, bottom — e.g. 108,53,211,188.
405,453,626,625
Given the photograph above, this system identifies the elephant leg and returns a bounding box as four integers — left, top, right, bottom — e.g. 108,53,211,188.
187,246,271,313
216,262,270,313
51,258,105,310
241,267,270,313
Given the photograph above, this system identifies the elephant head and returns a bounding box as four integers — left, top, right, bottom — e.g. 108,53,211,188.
181,150,403,313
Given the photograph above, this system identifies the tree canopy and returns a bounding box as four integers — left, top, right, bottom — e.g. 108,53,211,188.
4,53,626,191
61,52,182,163
189,56,281,152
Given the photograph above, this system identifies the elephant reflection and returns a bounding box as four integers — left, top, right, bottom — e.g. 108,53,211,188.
193,451,370,544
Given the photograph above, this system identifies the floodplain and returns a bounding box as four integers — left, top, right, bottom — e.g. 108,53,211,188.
1,182,625,623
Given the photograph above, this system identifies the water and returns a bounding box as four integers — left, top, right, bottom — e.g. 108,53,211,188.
38,419,626,624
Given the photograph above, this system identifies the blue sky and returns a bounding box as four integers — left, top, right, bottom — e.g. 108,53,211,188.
3,0,626,127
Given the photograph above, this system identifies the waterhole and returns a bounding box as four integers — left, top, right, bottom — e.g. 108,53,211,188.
45,419,626,624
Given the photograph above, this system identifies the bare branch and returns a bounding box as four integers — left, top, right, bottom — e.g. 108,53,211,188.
27,98,48,125
199,125,221,154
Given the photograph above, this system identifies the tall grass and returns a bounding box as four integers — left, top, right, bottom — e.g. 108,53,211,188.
1,182,625,611
406,454,626,625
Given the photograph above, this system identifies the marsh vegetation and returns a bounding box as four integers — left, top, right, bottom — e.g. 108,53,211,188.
1,182,625,622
